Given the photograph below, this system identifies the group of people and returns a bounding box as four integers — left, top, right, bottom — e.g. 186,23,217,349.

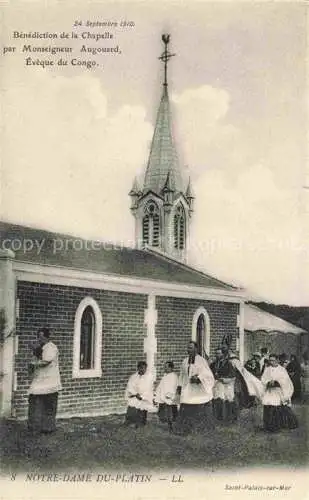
125,341,306,435
245,349,308,402
26,328,307,437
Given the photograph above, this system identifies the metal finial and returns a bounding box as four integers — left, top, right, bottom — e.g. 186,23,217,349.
159,33,175,87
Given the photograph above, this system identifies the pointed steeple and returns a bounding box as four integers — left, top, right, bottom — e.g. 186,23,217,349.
185,176,195,213
130,34,194,263
129,176,141,196
162,172,174,206
185,176,194,198
163,171,172,191
143,34,184,196
129,177,141,210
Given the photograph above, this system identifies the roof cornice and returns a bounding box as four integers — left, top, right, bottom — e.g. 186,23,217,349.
13,261,246,303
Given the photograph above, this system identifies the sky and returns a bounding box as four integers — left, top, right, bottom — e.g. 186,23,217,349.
1,0,308,305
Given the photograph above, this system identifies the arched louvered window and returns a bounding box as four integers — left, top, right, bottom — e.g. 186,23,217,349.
174,204,186,250
143,215,150,245
143,201,160,247
152,213,160,246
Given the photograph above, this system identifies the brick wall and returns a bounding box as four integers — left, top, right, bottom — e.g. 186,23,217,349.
15,281,147,418
14,281,239,419
156,297,239,380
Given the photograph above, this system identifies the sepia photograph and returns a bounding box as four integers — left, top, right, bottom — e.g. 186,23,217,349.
1,1,308,499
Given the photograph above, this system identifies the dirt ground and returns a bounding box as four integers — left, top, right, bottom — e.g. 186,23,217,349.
1,403,308,474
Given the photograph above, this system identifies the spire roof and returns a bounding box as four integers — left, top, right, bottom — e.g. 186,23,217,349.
143,80,184,196
162,171,173,192
129,176,141,195
186,177,195,199
143,35,184,196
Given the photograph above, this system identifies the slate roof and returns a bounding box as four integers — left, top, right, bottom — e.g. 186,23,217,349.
0,221,240,292
143,86,184,195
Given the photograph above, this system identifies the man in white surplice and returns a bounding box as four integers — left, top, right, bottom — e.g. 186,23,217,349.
124,361,155,428
261,353,298,432
174,341,215,435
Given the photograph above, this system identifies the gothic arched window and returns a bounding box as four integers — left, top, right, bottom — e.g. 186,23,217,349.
174,204,186,250
80,306,95,370
73,297,103,378
191,307,211,359
196,314,206,357
143,201,160,247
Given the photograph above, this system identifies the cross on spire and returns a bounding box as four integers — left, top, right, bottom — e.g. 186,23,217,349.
159,34,175,87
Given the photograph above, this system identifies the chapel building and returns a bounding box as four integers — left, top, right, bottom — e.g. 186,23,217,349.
0,35,245,419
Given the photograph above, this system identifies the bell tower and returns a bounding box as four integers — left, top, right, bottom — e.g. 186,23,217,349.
129,34,194,263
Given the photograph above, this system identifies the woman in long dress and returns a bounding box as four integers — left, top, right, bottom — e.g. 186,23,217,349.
261,353,298,432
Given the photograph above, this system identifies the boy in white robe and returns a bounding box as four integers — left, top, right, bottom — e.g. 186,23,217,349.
124,361,154,428
155,361,178,430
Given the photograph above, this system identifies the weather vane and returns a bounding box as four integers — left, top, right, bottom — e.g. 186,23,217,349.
159,34,176,87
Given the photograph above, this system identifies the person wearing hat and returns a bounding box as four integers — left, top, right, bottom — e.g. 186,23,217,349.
245,352,262,379
210,347,237,422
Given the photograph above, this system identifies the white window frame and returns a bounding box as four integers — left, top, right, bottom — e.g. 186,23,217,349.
73,296,103,379
191,306,211,357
